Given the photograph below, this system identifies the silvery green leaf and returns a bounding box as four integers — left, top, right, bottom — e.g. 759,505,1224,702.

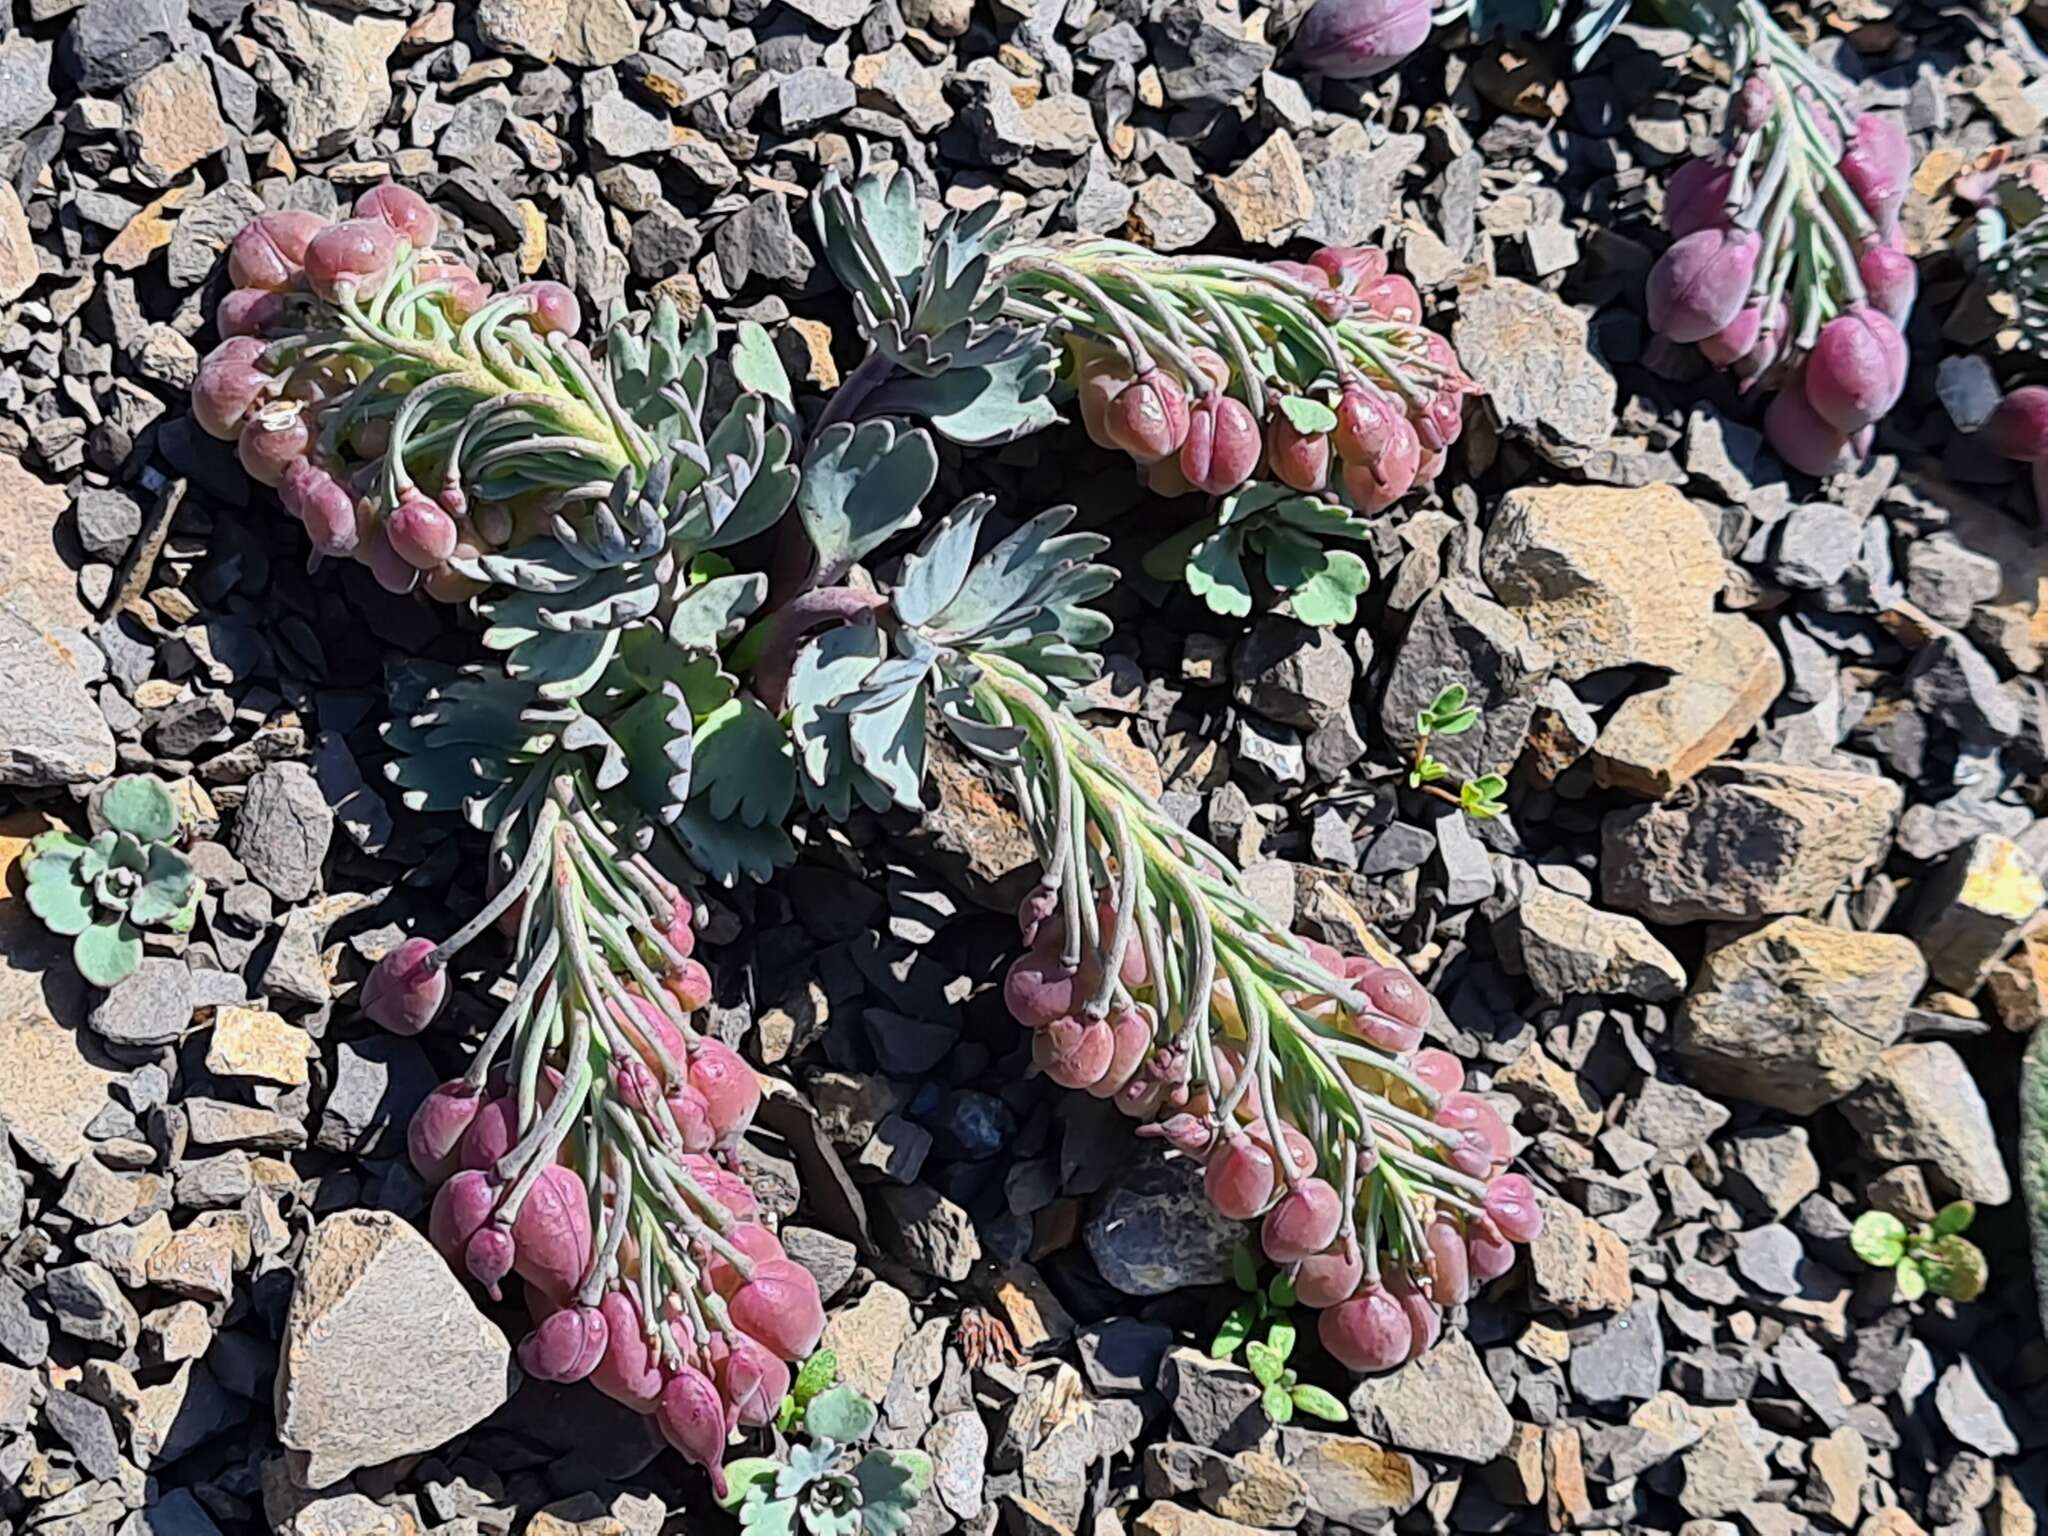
1186,531,1253,618
455,539,589,594
738,1498,798,1536
74,921,142,989
732,319,793,409
813,170,920,331
25,862,93,936
507,628,621,702
128,845,197,928
690,696,795,827
892,495,993,629
804,1386,878,1445
98,776,176,843
676,401,799,552
848,678,927,812
865,339,1060,445
677,804,795,885
610,683,693,821
667,572,769,650
797,420,937,579
789,624,887,819
558,714,630,791
608,298,713,436
925,506,1107,642
532,570,662,633
934,693,1024,760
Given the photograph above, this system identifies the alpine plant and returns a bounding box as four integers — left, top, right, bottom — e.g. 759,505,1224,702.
191,168,1538,1488
1645,0,1916,476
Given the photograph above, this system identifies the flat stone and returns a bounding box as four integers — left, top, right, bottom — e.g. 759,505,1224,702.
1161,1347,1268,1453
0,603,116,787
1380,583,1554,781
1085,1149,1240,1296
233,761,333,903
245,0,405,159
1570,1297,1666,1407
0,35,57,145
1495,1042,1601,1136
125,54,225,185
818,1282,913,1402
1527,1190,1634,1316
1679,1412,1772,1519
1592,614,1786,797
1721,1126,1821,1220
1602,763,1901,924
1277,1429,1424,1522
1498,884,1685,1001
1909,834,2045,994
46,1259,141,1348
206,1006,314,1086
1935,1359,2019,1458
1128,176,1216,251
1482,482,1722,681
1454,279,1620,465
1841,1043,2011,1204
1732,1224,1805,1296
276,1211,511,1489
1678,917,1926,1115
875,1183,980,1283
1211,131,1313,245
89,957,195,1047
1348,1333,1513,1462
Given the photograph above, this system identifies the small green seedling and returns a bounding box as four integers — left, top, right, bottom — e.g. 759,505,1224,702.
720,1383,932,1536
24,776,198,987
1850,1202,1988,1303
775,1348,839,1433
1209,1246,1345,1425
1408,685,1507,819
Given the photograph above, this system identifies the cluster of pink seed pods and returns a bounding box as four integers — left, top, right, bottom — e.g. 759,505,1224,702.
191,186,582,600
1647,48,1917,477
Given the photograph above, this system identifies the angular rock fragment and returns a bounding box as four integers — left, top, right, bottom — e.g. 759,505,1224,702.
1908,834,2045,994
1592,614,1786,797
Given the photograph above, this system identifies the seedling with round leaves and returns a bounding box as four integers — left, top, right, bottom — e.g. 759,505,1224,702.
24,776,198,987
1209,1246,1348,1426
718,1385,933,1536
1850,1203,1988,1304
1407,685,1508,820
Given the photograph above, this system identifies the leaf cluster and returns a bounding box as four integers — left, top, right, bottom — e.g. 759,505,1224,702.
1849,1204,1988,1304
1145,483,1373,629
24,777,197,987
1208,1247,1345,1427
720,1384,933,1536
1408,685,1507,819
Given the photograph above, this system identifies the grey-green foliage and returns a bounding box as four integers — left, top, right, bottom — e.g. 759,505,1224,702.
1144,480,1375,628
24,776,198,987
1850,1203,1988,1304
718,1386,932,1536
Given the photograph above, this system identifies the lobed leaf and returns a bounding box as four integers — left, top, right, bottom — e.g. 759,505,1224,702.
98,776,177,843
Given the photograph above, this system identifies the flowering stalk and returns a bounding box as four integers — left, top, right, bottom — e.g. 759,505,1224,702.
1647,0,1916,475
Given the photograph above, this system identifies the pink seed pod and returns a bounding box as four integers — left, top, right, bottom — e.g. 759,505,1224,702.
706,1223,788,1298
679,1153,758,1221
387,492,460,571
1076,351,1133,448
1764,381,1854,477
218,288,288,338
519,1303,610,1383
1483,1173,1544,1244
1004,952,1087,1029
192,337,274,439
657,1366,730,1498
1466,1213,1517,1282
1436,1092,1510,1168
728,1258,826,1361
1360,273,1422,323
592,1292,665,1412
287,463,363,558
1177,393,1262,495
408,1080,484,1183
1840,112,1911,232
415,260,489,320
361,936,447,1034
428,1169,498,1263
354,183,441,249
1293,1239,1365,1309
1333,386,1421,513
1319,1283,1412,1373
665,1086,715,1152
1985,385,2048,462
1145,457,1196,498
718,1333,791,1430
1017,885,1060,948
1105,368,1192,464
1698,303,1769,368
1090,899,1148,988
1203,1133,1278,1221
1803,307,1906,433
1269,259,1331,289
511,1163,595,1304
1088,1003,1156,1100
460,1094,518,1172
1034,1015,1116,1089
687,1039,762,1141
1267,413,1331,493
1663,157,1735,239
1116,1051,1183,1122
465,1225,517,1299
1355,961,1430,1029
1385,1270,1441,1359
1260,1176,1343,1264
1646,227,1762,344
664,957,714,1013
1858,244,1917,328
238,402,310,487
1291,0,1431,80
1733,72,1775,133
1250,1121,1317,1181
227,210,326,291
662,900,697,961
364,525,422,595
304,218,401,302
1345,1005,1423,1055
1308,244,1390,292
1410,1047,1464,1099
613,992,689,1071
1423,1213,1470,1306
513,279,582,337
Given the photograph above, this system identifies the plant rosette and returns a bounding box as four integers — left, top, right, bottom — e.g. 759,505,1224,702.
24,775,198,987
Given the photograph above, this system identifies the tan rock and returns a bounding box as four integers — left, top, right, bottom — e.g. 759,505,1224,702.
1545,1425,1592,1531
1489,1423,1544,1506
911,735,1036,909
1677,917,1926,1115
1481,483,1723,680
555,0,644,66
126,56,227,186
1203,1449,1307,1528
994,1263,1074,1353
1134,1506,1266,1536
146,1223,240,1303
1592,613,1785,797
0,182,34,302
1526,1191,1633,1317
818,1280,913,1401
1859,1511,1928,1536
1806,1425,1867,1530
1987,925,2048,1031
206,1006,315,1087
1498,883,1685,1002
1495,1042,1601,1137
1910,834,2046,994
1281,1432,1424,1522
277,1211,511,1489
1211,132,1312,246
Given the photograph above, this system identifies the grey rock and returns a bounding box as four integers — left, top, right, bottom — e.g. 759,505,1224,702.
1497,884,1685,1002
263,906,331,1007
1453,278,1617,465
1731,1224,1805,1296
74,488,143,561
1234,716,1304,787
779,66,855,130
1774,1329,1850,1430
233,762,333,903
1569,1297,1666,1407
45,1260,141,1348
0,36,57,145
1935,1359,2019,1458
1906,537,2002,627
1232,617,1354,731
779,1225,858,1303
1380,583,1552,781
244,0,404,158
715,193,815,290
45,1387,125,1479
1348,1333,1514,1461
1601,763,1901,924
1909,833,2045,994
1909,631,2020,743
1362,823,1435,875
586,86,674,158
875,1183,979,1282
1302,126,1422,246
1161,1347,1268,1452
1154,3,1274,105
1084,1150,1240,1296
1627,1076,1730,1159
1840,1043,2011,1204
1077,1318,1172,1395
0,602,117,786
277,1212,512,1489
317,1036,435,1158
927,1410,987,1520
1774,503,1865,589
0,1128,19,1241
1433,810,1494,905
1129,176,1215,251
89,958,195,1048
1067,148,1134,234
1679,1412,1772,1519
1721,1127,1821,1220
150,693,234,758
61,0,189,92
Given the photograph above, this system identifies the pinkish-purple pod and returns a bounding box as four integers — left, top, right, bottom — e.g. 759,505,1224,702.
511,1163,594,1304
1857,244,1917,328
408,1080,484,1183
1034,1015,1116,1089
238,404,311,487
1016,885,1060,948
728,1258,825,1361
1482,1173,1545,1244
428,1169,498,1262
415,260,489,320
513,280,582,336
657,1366,730,1498
460,1094,518,1172
1424,1213,1471,1306
687,1039,761,1140
1293,1240,1365,1310
1267,412,1332,493
1308,244,1389,292
1004,951,1087,1029
365,526,422,596
1803,307,1906,434
1384,1270,1441,1360
1664,156,1735,240
1697,304,1767,368
228,210,326,292
354,183,441,249
361,935,447,1034
1985,385,2048,462
592,1292,665,1412
387,492,460,571
1259,1176,1344,1264
1105,368,1192,464
1840,112,1911,232
519,1303,610,1383
193,337,274,440
1087,1003,1156,1100
1291,0,1432,79
665,1086,715,1152
465,1225,517,1299
663,957,713,1013
1765,379,1854,476
1646,227,1762,344
218,288,288,338
1203,1133,1277,1221
1466,1213,1517,1281
1178,394,1262,495
706,1223,787,1298
1318,1283,1412,1373
304,218,401,302
718,1334,791,1430
285,464,363,558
